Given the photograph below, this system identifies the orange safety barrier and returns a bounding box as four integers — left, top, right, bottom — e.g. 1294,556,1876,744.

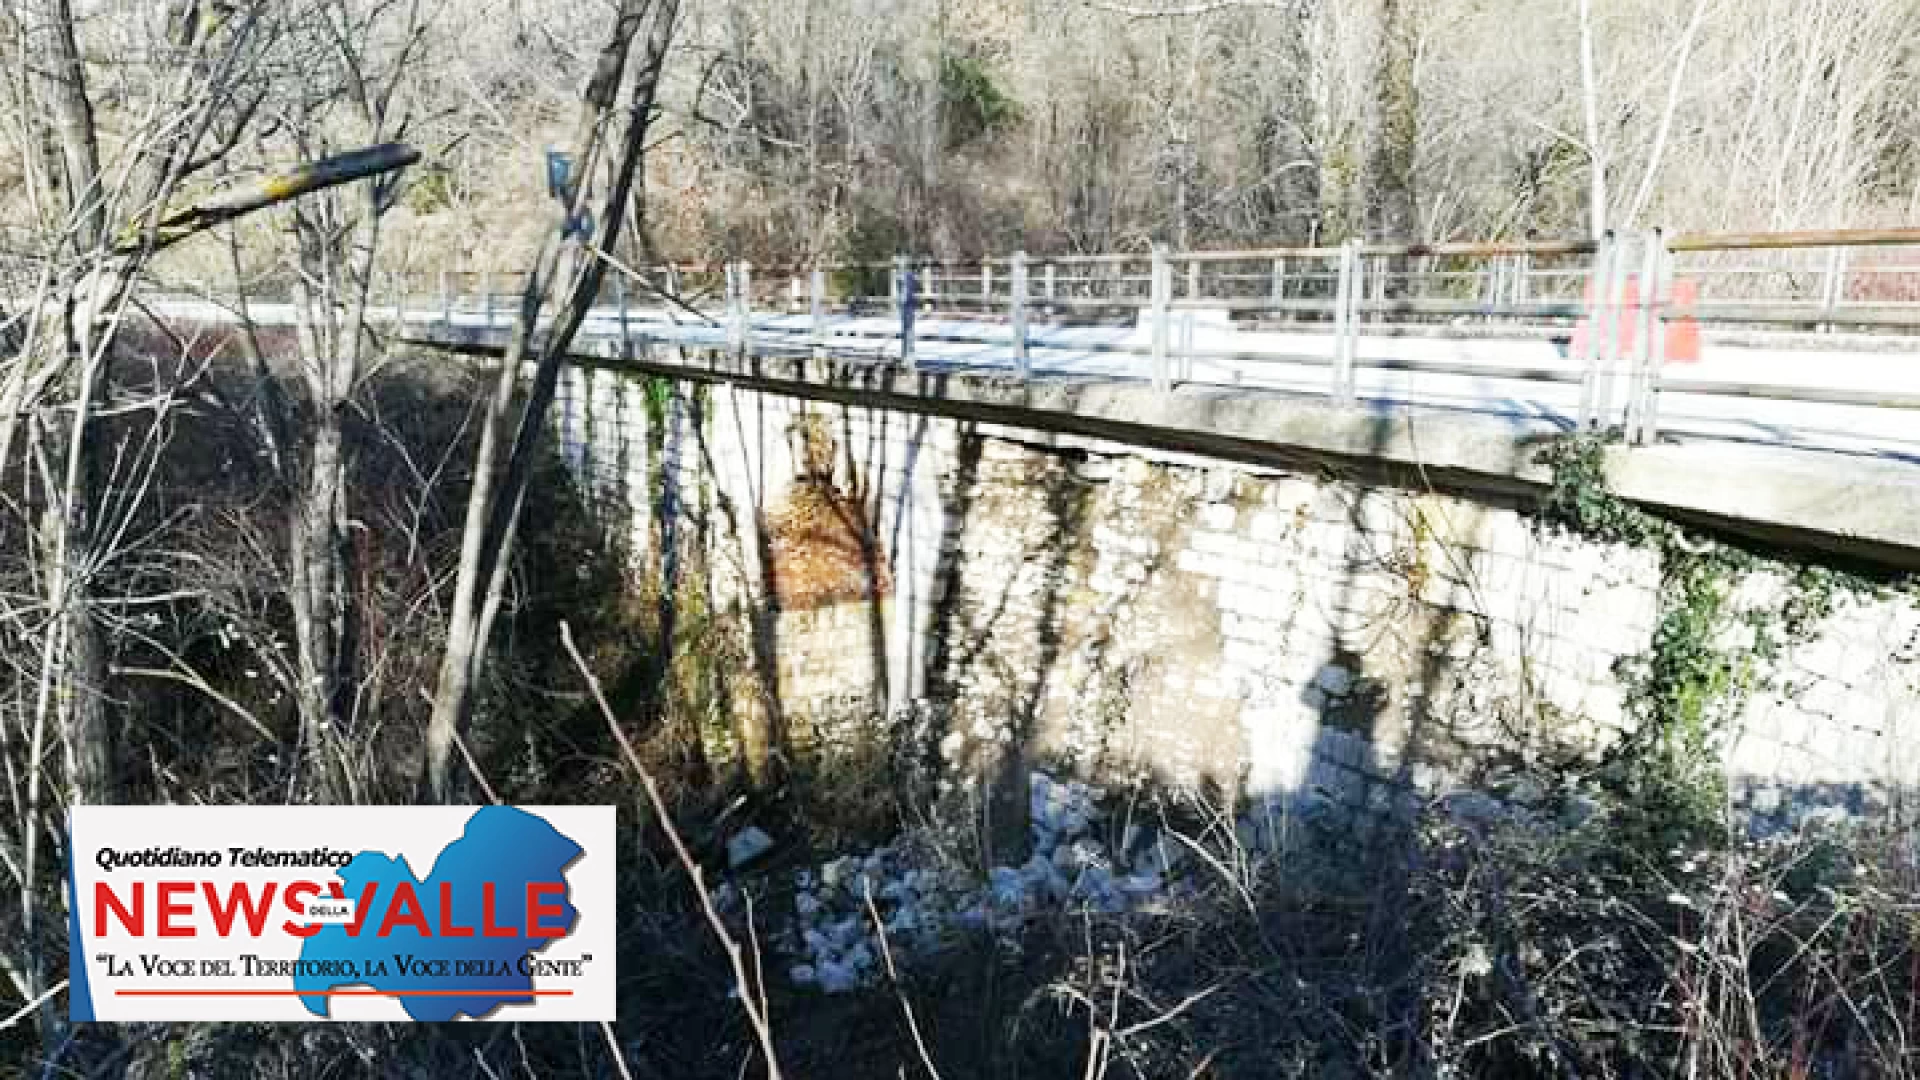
1570,276,1701,364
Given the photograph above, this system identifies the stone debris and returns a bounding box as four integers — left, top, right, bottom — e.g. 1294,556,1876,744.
780,771,1192,993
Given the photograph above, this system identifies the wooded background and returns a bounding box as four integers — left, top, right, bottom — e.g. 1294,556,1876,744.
14,0,1910,286
422,0,1920,265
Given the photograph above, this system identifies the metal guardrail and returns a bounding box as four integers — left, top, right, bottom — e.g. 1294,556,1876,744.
278,227,1920,447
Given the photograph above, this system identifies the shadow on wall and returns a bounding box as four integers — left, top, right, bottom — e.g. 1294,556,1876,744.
918,426,1100,866
553,358,1918,854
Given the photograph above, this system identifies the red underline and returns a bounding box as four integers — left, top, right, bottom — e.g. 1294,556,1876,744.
114,989,573,997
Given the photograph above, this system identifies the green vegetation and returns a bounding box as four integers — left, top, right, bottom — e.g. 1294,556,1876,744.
1535,434,1873,853
938,54,1020,148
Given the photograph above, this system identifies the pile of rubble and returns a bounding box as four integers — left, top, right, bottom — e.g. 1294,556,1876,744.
776,772,1194,993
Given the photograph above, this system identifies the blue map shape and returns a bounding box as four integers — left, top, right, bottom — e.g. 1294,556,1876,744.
295,806,583,1020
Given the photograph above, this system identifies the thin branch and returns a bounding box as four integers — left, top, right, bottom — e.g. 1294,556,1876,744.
560,621,783,1079
1624,0,1712,227
0,978,65,1033
861,878,944,1080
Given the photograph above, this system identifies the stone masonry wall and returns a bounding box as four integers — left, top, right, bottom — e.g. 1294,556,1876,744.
554,364,1920,832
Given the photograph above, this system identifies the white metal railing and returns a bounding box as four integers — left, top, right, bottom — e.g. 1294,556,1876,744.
75,227,1917,448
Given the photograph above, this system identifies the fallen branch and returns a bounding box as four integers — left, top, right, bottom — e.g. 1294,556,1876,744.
560,620,784,1079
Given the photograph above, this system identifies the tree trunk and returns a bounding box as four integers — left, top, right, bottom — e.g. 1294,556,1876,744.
22,1,114,810
426,0,677,801
289,409,352,800
1366,0,1418,245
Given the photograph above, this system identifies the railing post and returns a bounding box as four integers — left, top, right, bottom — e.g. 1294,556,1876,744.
890,255,904,320
900,260,918,368
439,269,451,326
1044,261,1056,315
482,270,494,327
1368,251,1385,324
1819,246,1846,334
1575,234,1611,430
810,265,826,358
1593,232,1634,430
1625,229,1669,446
1186,257,1200,300
615,271,630,357
725,260,744,352
1331,240,1356,405
1590,233,1631,431
740,260,753,349
980,260,992,308
1180,312,1195,384
1010,250,1030,378
723,261,736,349
1150,244,1171,392
1269,257,1285,317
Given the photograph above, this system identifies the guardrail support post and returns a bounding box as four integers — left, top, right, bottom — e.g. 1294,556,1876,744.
900,260,918,368
1010,251,1030,378
1579,233,1629,431
1592,232,1633,430
1331,240,1357,405
614,272,629,357
1625,229,1669,446
890,255,904,320
1270,257,1285,318
439,270,451,326
1180,312,1195,384
810,265,825,358
723,261,737,349
740,260,753,350
1368,251,1384,323
1575,234,1610,429
1044,261,1056,316
1150,244,1171,392
980,260,992,308
725,261,744,353
1819,246,1846,334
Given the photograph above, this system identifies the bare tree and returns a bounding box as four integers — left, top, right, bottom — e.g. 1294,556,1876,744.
424,0,680,801
0,2,422,1053
229,0,436,801
0,0,244,1053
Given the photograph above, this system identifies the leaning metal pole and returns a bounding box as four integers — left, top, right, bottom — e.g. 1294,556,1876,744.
116,142,421,254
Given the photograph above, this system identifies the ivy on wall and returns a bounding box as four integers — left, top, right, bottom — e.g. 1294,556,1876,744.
1534,434,1874,852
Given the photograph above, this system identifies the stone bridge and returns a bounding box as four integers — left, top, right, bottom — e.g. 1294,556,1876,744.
478,339,1920,839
